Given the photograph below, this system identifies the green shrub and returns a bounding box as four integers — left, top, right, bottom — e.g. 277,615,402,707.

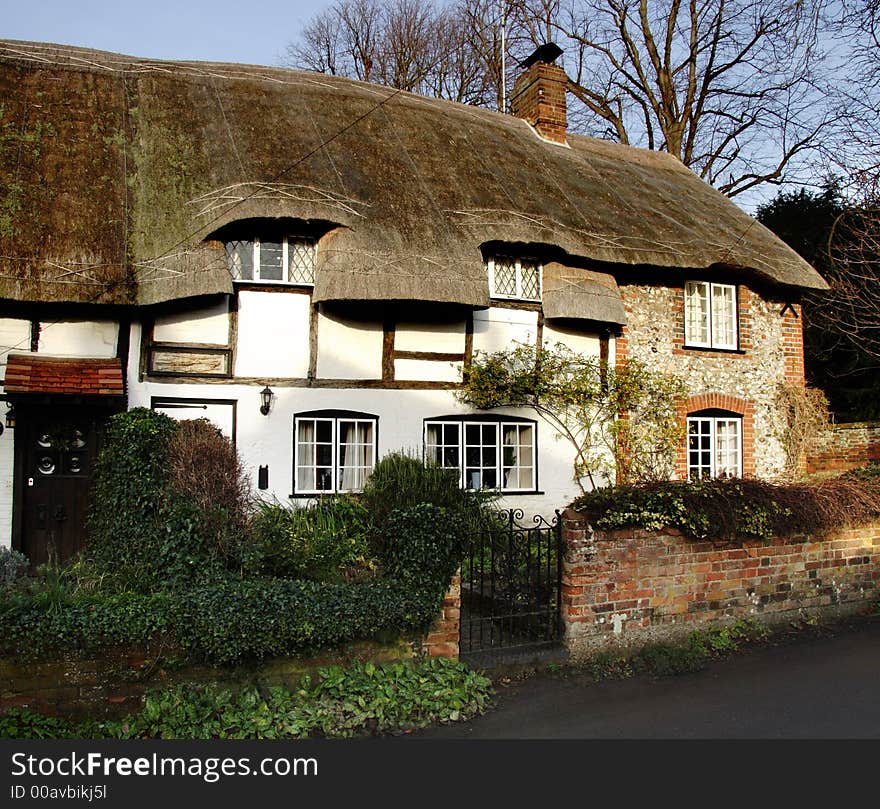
361,452,493,541
381,504,466,584
0,547,29,589
86,409,251,591
0,709,79,739
0,577,430,665
249,496,374,581
572,475,880,541
0,658,493,740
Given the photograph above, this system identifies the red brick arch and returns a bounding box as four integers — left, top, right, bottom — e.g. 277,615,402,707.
676,393,756,479
685,393,750,415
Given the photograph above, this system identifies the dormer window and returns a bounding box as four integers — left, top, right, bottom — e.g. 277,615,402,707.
226,236,316,285
489,256,542,302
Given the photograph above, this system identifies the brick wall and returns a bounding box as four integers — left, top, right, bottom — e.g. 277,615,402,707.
421,572,461,658
510,62,568,144
560,509,880,659
806,421,880,475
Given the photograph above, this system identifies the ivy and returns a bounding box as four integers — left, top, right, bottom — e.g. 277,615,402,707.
0,657,493,739
572,474,880,541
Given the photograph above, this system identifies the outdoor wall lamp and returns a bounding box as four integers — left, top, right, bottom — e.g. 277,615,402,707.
259,386,273,416
5,404,14,429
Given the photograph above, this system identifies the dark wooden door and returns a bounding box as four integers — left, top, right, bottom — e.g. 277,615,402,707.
20,413,98,567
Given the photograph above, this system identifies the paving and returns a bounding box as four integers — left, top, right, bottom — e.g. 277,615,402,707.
418,616,880,739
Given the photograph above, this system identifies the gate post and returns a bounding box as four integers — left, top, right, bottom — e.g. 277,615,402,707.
560,508,595,649
422,571,461,659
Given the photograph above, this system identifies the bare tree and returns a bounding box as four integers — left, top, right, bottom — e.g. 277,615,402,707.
287,0,383,81
548,0,834,197
830,1,880,189
286,0,837,198
285,0,508,106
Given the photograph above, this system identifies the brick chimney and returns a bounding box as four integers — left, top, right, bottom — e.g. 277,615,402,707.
511,42,567,144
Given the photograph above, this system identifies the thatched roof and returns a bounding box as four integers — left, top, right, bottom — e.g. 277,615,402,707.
542,263,626,325
0,40,827,311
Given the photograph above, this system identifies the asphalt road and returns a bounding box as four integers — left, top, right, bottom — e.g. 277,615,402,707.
419,617,880,739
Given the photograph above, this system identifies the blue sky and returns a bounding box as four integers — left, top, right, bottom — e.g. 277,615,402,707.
2,0,328,64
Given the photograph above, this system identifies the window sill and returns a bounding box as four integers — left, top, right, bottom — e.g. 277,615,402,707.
233,280,314,289
679,344,745,355
289,492,356,499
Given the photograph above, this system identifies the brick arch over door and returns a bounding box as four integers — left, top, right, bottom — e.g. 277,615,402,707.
676,393,756,479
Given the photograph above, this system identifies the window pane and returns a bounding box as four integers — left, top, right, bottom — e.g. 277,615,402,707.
426,422,459,469
259,240,284,281
711,285,737,348
297,418,334,492
492,257,517,297
520,261,541,300
687,418,713,480
288,239,316,284
685,282,709,345
715,419,741,478
315,421,333,443
338,420,374,492
502,423,534,490
226,240,253,280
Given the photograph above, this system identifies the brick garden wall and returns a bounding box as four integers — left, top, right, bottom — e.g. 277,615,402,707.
806,421,880,475
560,509,880,660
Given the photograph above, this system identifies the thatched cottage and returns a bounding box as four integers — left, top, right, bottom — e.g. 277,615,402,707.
0,40,826,564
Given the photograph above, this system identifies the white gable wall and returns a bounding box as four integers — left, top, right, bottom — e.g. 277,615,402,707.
38,320,117,357
473,308,538,353
315,309,383,379
154,299,229,345
235,291,310,378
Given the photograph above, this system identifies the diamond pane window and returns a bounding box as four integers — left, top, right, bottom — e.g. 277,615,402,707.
520,261,541,300
226,235,317,285
226,240,254,281
492,257,518,297
489,256,542,301
288,239,316,285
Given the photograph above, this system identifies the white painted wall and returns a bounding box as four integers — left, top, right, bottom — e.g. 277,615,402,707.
154,299,229,345
0,424,13,549
127,377,589,518
543,322,601,357
394,358,461,382
38,320,117,357
473,307,538,353
235,291,311,378
395,320,466,353
316,308,383,379
0,318,31,378
153,400,236,440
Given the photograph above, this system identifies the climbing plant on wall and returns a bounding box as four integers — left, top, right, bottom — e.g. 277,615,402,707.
458,341,685,491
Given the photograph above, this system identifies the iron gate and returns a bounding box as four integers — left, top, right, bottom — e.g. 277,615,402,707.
460,509,563,656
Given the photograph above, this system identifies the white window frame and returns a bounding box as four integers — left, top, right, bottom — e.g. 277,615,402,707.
294,414,377,495
488,256,543,302
687,415,742,480
227,236,316,286
684,281,738,350
424,419,537,492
